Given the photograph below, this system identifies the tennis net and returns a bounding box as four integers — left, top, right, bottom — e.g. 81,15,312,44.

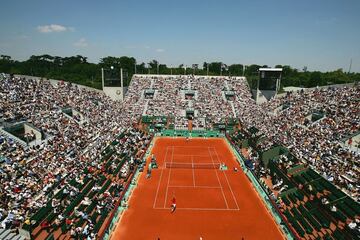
165,162,220,169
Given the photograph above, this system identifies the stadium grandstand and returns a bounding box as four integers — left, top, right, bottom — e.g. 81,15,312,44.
0,72,359,240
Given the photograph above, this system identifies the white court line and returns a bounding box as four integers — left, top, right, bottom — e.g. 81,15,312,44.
212,147,240,210
168,185,222,189
163,146,174,208
164,162,219,165
208,147,229,209
153,147,168,208
171,154,210,157
192,155,196,187
172,146,213,149
153,207,239,211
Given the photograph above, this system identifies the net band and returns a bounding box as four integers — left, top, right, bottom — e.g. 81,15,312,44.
165,162,220,169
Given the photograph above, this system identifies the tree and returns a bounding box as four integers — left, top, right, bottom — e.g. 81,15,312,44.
148,60,158,69
99,56,121,68
0,54,358,90
310,71,322,86
228,64,244,76
203,62,208,70
1,55,12,61
136,62,146,74
119,56,136,75
208,62,222,75
158,64,168,74
245,64,260,76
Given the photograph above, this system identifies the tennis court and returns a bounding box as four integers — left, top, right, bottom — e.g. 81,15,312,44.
111,137,285,239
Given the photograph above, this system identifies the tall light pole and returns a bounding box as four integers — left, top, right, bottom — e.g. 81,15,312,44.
192,64,198,75
101,68,104,89
120,68,123,91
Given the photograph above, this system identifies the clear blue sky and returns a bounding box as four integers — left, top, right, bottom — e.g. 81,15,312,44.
0,0,359,72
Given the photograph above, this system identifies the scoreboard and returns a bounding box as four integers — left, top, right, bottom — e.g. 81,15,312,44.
103,68,122,87
258,68,282,91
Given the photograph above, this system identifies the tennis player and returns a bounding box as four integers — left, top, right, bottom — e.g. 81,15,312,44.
146,163,152,178
170,196,176,213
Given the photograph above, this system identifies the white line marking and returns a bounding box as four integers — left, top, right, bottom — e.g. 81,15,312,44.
153,207,239,211
212,147,240,210
153,147,168,208
164,162,220,167
171,146,213,149
168,185,221,189
171,154,210,157
192,156,196,187
208,147,229,209
163,146,174,208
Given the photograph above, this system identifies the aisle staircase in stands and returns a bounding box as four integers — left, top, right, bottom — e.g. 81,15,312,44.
142,100,149,115
188,120,193,131
224,80,229,91
0,228,26,240
230,102,237,118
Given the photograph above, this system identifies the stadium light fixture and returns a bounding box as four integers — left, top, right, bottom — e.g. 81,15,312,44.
147,63,151,74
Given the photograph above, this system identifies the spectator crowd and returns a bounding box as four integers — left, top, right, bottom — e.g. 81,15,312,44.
228,81,359,199
261,87,360,199
0,75,150,237
0,73,358,237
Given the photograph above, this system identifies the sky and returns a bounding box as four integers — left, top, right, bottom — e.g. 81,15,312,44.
0,0,360,72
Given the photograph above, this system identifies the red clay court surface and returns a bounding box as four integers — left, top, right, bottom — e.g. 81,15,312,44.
111,137,285,240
